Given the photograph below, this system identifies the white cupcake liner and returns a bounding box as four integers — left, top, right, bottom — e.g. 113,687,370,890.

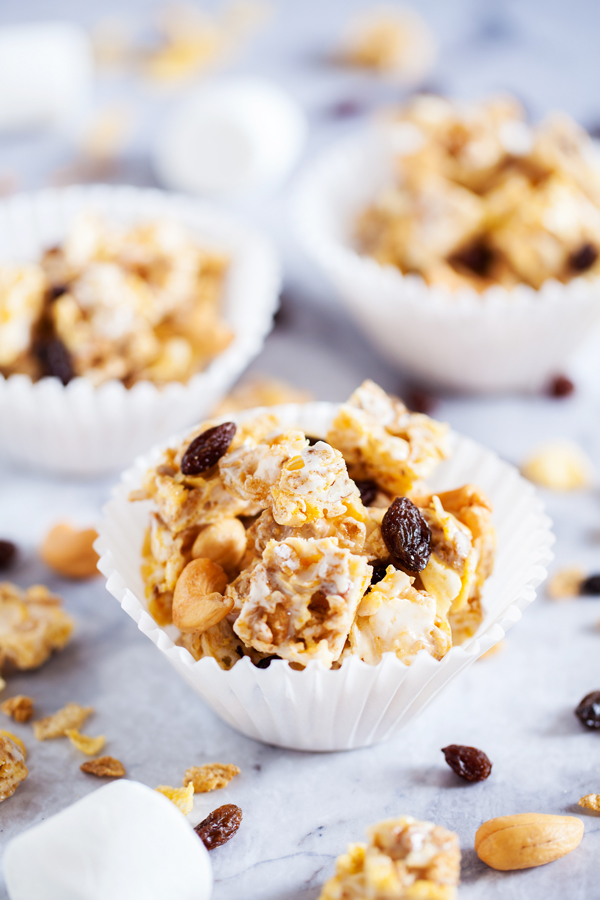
96,401,554,752
0,184,280,475
294,133,600,393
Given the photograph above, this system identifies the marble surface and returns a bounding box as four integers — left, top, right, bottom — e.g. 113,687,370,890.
1,1,600,898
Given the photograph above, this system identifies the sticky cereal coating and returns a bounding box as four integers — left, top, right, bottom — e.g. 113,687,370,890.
0,733,28,802
0,582,74,671
319,815,461,900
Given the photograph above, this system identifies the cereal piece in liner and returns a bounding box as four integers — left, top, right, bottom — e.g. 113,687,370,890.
229,537,372,668
184,763,240,793
0,732,28,802
65,729,106,756
1,695,34,723
350,567,451,665
178,617,247,670
33,702,94,741
327,381,448,496
0,264,47,375
319,815,461,900
81,756,125,778
156,782,194,815
0,583,74,670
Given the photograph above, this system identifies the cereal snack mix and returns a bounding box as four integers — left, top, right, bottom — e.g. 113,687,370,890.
0,214,232,387
0,583,74,671
319,815,461,900
358,95,600,292
0,732,28,802
134,381,495,669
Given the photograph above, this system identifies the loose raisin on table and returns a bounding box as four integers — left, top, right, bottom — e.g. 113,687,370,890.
569,242,598,272
450,240,494,277
442,744,492,782
405,387,437,415
580,575,600,596
181,422,236,475
0,540,17,570
195,804,242,850
575,691,600,729
255,655,281,669
306,435,327,447
548,375,575,398
354,479,378,507
369,560,389,585
381,497,431,573
34,338,74,385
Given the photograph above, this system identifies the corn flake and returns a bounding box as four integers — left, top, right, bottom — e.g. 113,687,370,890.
33,702,94,741
80,756,125,778
1,695,34,723
183,763,240,793
156,782,194,815
65,729,106,756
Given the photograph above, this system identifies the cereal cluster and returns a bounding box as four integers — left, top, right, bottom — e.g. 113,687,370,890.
135,381,495,670
358,95,600,291
0,214,232,387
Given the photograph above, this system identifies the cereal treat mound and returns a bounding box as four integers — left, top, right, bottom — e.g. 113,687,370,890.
350,568,451,665
229,537,372,667
0,583,74,670
319,815,460,900
246,507,369,559
327,381,448,496
221,431,362,526
0,733,28,802
0,265,47,374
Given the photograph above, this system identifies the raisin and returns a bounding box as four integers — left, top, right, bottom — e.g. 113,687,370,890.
450,241,494,277
547,375,575,398
48,283,68,301
442,744,492,782
381,497,431,573
569,243,598,272
405,387,437,415
181,422,236,475
370,560,389,584
306,435,324,446
0,540,17,570
580,575,600,596
195,804,242,849
34,338,74,385
355,479,378,507
575,691,600,729
328,99,365,118
255,655,280,669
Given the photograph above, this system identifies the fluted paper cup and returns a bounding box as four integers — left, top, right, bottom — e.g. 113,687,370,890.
295,133,600,393
0,185,280,475
96,402,554,751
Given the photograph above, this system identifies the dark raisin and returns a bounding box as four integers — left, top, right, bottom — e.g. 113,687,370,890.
370,560,389,584
381,497,431,573
34,338,74,385
306,435,324,446
405,387,437,415
235,645,245,658
442,744,492,782
580,575,600,596
355,479,378,507
450,241,494,277
575,691,600,729
48,283,68,301
547,374,575,398
195,804,242,849
0,540,17,570
181,422,236,475
327,99,365,119
569,243,598,273
255,655,280,669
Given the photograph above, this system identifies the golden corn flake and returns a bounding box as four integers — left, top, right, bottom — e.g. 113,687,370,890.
155,782,194,815
1,695,34,723
65,729,106,756
80,755,125,778
183,763,240,793
33,702,94,741
547,566,585,599
521,441,594,491
0,733,28,802
578,794,600,812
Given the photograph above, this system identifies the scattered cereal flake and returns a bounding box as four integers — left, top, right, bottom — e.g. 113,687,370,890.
0,730,26,759
183,763,240,793
521,441,594,491
0,733,28,802
79,106,132,162
0,582,74,670
65,729,106,756
578,794,600,812
478,641,506,661
340,6,436,82
33,703,94,741
156,782,194,815
80,755,125,778
547,566,585,600
1,695,34,723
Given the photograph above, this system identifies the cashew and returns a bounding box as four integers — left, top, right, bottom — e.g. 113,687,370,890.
40,522,99,579
475,813,584,870
172,558,232,634
191,518,246,574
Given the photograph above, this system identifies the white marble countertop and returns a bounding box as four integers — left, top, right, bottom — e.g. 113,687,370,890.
1,1,600,898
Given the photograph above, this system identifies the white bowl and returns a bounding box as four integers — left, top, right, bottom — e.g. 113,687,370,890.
96,401,554,752
0,185,280,475
295,133,600,393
